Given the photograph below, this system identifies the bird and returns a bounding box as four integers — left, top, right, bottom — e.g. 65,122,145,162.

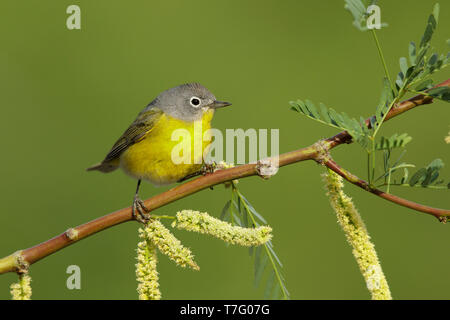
87,83,231,222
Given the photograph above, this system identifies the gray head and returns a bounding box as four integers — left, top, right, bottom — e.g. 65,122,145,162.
146,83,231,121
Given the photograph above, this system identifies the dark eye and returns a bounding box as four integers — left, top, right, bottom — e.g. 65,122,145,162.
190,96,201,107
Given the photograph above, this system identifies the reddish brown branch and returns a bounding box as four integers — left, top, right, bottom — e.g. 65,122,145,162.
325,79,450,149
323,159,450,221
0,79,449,275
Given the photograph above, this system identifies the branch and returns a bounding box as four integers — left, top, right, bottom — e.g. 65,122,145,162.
0,79,449,275
325,79,450,149
323,158,450,221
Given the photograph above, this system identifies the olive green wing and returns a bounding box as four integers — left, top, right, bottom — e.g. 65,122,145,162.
87,108,163,173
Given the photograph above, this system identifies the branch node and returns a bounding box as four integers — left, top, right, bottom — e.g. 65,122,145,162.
65,228,79,241
438,216,448,224
256,158,279,179
14,251,29,274
313,140,331,165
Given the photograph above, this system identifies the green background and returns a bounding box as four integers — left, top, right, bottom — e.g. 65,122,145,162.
0,0,449,300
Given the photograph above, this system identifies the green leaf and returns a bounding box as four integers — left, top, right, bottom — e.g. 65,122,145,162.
290,99,367,143
232,212,242,226
266,241,283,267
319,103,332,123
427,158,444,171
409,168,427,186
271,282,281,300
374,77,393,129
400,5,450,92
408,159,445,187
399,57,408,76
238,191,268,224
375,133,412,150
254,249,268,287
400,167,409,184
409,42,417,65
305,99,321,120
414,79,433,91
328,108,344,127
344,0,367,31
420,3,439,49
428,53,438,66
428,86,450,102
421,159,444,186
360,116,370,134
231,186,289,299
385,158,449,190
264,270,276,299
397,75,405,88
433,2,440,23
220,200,231,220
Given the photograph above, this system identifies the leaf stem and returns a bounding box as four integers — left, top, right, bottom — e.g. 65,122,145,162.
407,89,432,97
376,183,448,190
371,30,395,93
263,244,288,299
371,141,376,185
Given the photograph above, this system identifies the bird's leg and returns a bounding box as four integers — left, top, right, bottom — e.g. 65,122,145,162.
177,170,202,183
132,179,151,223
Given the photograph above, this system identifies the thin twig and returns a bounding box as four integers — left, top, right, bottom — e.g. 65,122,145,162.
323,158,450,221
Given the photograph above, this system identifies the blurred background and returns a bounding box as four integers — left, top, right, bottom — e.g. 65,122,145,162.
0,0,449,299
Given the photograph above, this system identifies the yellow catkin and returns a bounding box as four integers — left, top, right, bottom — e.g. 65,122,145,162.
142,219,199,271
322,169,392,300
10,273,32,300
445,131,450,144
172,210,272,246
136,230,161,300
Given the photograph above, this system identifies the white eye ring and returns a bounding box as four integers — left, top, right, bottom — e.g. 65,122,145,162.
190,96,202,108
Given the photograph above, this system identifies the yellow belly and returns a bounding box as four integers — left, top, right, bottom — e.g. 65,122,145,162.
120,110,214,185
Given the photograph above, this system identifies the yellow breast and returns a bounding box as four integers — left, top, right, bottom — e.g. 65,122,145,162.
120,110,214,185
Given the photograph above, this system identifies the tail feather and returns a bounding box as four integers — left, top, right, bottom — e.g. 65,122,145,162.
86,162,118,173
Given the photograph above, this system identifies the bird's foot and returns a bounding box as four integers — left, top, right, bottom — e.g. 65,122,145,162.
177,171,201,183
202,161,217,175
202,162,218,190
132,196,151,224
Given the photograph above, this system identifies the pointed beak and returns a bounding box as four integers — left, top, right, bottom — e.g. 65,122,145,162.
209,100,232,109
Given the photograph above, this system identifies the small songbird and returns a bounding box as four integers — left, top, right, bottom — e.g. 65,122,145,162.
87,83,231,222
